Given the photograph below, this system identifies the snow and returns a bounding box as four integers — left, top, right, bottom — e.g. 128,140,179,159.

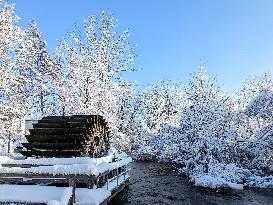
48,200,61,205
0,156,11,165
103,174,129,191
111,157,133,169
247,175,273,188
0,148,118,166
188,162,273,190
0,156,97,166
60,187,73,205
227,182,244,190
0,156,132,176
75,188,111,205
0,146,131,205
269,164,273,172
0,147,132,176
0,185,72,205
0,174,129,205
75,174,129,205
191,163,245,190
193,175,243,190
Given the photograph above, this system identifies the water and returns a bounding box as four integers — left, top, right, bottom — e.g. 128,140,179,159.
109,161,273,205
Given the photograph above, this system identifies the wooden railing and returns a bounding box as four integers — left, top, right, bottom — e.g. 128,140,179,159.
0,164,129,204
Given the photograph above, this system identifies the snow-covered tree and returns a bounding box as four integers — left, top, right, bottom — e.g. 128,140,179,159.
237,73,273,108
236,88,273,170
136,67,239,173
236,73,273,137
16,20,56,119
245,88,273,121
176,66,237,173
53,11,137,147
0,0,25,153
140,79,187,133
234,73,273,169
114,86,151,152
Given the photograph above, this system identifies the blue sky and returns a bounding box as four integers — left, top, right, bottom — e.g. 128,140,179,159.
12,0,273,94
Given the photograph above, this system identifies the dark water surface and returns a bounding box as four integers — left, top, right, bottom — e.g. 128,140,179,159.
109,161,273,205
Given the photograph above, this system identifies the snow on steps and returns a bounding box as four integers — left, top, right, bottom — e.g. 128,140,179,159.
0,147,118,166
0,174,129,205
0,157,132,176
75,174,129,205
0,148,132,205
0,185,73,205
0,148,132,176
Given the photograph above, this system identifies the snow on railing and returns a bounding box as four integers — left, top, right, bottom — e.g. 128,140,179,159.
106,169,129,190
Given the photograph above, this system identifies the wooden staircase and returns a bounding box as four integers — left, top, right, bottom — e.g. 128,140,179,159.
20,115,110,158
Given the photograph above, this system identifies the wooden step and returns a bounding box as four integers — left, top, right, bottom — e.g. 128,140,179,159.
42,116,71,120
33,122,86,129
25,134,89,143
22,143,87,150
21,115,109,158
20,150,86,157
71,115,104,124
38,118,89,124
29,128,88,135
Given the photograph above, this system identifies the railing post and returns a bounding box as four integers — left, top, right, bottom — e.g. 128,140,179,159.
97,177,100,188
117,169,119,186
87,178,92,189
69,178,76,203
107,172,109,190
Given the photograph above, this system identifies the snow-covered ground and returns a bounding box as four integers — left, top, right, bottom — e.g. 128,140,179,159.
185,162,273,190
181,159,272,190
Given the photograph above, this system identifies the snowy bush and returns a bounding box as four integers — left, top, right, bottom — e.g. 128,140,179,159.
189,162,273,189
134,68,273,189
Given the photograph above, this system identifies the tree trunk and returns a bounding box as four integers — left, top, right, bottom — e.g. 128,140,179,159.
7,133,11,153
62,107,65,116
40,91,45,117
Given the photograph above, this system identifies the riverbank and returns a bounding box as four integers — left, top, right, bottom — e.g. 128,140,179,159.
109,161,273,205
133,149,273,190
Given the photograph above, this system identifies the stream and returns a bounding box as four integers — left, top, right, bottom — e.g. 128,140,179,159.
109,161,273,205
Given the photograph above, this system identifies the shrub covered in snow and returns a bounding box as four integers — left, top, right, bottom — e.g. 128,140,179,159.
134,68,273,189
